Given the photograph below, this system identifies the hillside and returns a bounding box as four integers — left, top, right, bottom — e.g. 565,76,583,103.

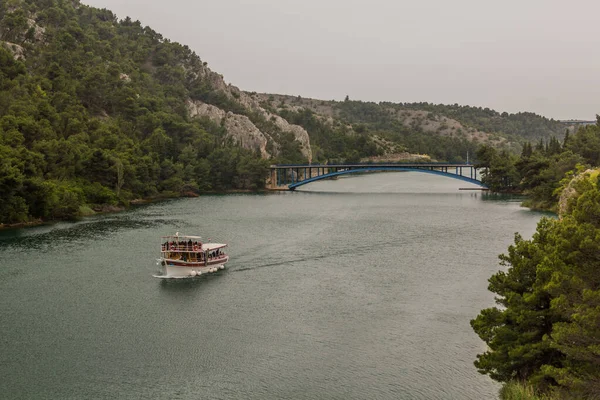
0,0,569,226
255,94,566,162
0,0,315,225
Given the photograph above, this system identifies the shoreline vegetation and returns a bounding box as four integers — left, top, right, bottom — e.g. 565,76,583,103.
472,168,600,400
0,186,536,232
475,117,600,213
0,188,275,230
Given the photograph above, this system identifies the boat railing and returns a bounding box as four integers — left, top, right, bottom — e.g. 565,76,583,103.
162,245,203,252
161,244,226,252
161,251,228,259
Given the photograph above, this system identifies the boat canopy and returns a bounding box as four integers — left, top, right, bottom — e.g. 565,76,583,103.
202,243,228,250
161,234,202,240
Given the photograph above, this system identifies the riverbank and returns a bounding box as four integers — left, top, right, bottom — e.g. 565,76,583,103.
0,189,273,231
0,186,550,232
0,219,43,230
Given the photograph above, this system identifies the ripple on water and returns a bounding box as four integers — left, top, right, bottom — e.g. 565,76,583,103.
0,174,543,399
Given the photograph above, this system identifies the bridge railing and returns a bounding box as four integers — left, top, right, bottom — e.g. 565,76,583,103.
268,163,486,189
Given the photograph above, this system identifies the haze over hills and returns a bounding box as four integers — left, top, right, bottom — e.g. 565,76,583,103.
0,0,576,224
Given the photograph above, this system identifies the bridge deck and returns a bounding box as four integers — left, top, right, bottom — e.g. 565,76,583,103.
270,163,473,169
268,163,486,190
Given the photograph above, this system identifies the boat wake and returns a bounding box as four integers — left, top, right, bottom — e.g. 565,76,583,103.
232,237,408,274
233,253,332,273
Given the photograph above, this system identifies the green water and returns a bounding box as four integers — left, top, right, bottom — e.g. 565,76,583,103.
0,172,544,399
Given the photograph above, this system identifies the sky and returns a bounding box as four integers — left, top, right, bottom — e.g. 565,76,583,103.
83,0,600,120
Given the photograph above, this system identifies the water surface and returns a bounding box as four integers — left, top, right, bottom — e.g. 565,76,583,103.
0,172,543,399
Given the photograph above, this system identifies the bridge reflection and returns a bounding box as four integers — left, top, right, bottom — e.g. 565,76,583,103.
268,163,487,191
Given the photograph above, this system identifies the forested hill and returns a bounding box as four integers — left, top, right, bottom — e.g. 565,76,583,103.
391,102,565,140
0,0,316,225
257,94,566,158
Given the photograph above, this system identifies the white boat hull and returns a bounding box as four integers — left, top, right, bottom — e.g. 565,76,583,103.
154,256,228,279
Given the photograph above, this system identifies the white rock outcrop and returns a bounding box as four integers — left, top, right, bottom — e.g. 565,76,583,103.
1,42,25,60
238,91,312,161
187,100,271,159
27,18,45,42
186,64,312,162
0,12,45,60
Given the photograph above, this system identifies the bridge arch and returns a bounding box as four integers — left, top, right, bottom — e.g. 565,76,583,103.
287,166,487,190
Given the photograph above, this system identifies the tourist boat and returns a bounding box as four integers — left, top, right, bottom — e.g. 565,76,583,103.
154,233,229,278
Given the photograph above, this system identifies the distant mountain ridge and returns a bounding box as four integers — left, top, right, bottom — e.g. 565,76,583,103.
248,93,567,163
257,94,565,146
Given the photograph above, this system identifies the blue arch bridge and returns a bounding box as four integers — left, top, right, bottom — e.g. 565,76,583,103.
268,163,488,190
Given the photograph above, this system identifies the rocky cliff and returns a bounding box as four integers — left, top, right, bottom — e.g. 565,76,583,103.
185,64,312,162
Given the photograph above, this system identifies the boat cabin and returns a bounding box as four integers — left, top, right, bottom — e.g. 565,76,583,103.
160,234,227,265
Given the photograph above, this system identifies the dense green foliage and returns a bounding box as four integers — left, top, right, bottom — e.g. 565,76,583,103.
472,168,600,399
335,100,480,162
499,381,560,400
0,0,270,225
475,120,600,210
275,100,480,163
271,97,565,164
276,107,381,163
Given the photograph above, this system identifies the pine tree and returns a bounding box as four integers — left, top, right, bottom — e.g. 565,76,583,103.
472,170,600,397
563,130,571,149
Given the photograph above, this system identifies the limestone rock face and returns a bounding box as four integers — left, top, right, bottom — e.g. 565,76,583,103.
0,12,45,60
187,100,227,121
27,18,45,42
271,115,312,161
222,114,271,159
239,91,312,161
187,100,271,159
186,65,312,162
1,42,25,60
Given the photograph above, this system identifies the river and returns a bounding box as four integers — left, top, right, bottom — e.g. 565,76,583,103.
0,172,544,399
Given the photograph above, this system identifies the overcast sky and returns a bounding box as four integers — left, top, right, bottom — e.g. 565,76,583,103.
83,0,599,120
